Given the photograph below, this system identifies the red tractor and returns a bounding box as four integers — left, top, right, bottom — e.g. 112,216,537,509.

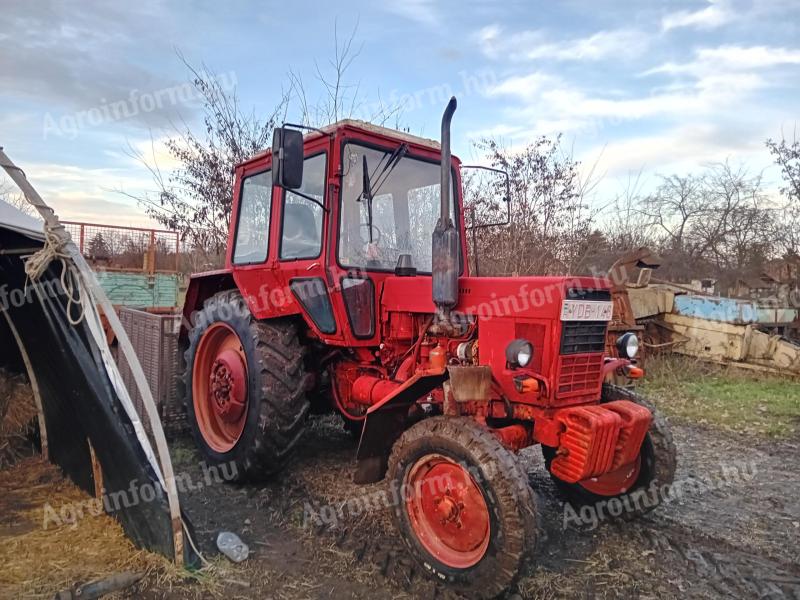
181,98,676,597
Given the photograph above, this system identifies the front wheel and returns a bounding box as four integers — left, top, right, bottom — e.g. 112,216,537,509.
387,417,538,598
543,383,677,517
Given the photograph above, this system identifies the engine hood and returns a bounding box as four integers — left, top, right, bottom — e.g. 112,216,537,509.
381,275,611,321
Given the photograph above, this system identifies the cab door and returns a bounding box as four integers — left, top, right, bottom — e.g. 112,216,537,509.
275,137,345,342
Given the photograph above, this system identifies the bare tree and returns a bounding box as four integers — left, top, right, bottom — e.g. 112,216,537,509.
0,179,34,216
634,161,777,284
640,174,705,258
287,21,402,127
123,59,289,261
467,135,594,276
689,162,774,277
767,128,800,203
122,25,401,268
603,170,657,253
767,130,800,256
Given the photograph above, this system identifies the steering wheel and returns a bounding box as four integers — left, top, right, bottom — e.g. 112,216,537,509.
360,222,382,244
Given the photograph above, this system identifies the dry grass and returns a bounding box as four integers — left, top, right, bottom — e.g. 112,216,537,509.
0,456,189,599
0,370,38,468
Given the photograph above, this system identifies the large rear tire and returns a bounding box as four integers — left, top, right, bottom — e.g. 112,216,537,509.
184,290,310,481
387,416,538,598
543,383,677,517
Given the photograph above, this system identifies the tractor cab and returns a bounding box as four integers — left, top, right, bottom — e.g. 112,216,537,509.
222,118,469,348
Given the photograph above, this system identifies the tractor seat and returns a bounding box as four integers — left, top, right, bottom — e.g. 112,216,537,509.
282,202,320,258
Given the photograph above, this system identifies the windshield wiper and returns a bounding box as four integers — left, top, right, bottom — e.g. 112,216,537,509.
371,143,408,198
357,143,409,244
359,154,375,243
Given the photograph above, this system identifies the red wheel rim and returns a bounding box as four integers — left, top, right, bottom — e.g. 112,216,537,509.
192,323,248,452
404,454,491,569
579,456,642,496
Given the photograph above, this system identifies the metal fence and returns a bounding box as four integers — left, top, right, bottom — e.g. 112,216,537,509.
63,221,180,273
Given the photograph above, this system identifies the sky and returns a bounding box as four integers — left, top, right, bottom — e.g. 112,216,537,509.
1,0,798,227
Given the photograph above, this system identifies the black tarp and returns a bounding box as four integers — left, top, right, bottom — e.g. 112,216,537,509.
0,225,191,562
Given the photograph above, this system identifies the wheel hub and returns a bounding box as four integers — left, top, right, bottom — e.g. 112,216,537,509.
209,349,247,423
434,489,465,527
192,322,249,453
405,455,491,569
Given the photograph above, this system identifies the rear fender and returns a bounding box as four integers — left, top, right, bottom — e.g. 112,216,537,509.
180,270,235,339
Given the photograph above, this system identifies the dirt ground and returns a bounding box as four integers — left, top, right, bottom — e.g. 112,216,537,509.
162,410,800,600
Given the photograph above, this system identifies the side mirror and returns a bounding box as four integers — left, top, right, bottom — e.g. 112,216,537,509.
461,165,511,229
272,127,304,189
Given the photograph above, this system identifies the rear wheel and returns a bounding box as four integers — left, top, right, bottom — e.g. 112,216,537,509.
184,290,310,481
543,384,677,517
387,417,538,598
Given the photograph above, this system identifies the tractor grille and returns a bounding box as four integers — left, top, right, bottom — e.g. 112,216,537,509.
557,354,604,396
560,321,607,355
556,319,608,400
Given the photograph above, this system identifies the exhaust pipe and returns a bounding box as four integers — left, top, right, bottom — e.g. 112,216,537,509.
431,96,459,332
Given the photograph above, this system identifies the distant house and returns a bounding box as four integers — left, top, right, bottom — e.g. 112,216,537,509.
731,274,779,300
764,254,800,284
764,254,800,306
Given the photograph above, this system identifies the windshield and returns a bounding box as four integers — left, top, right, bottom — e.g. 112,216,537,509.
338,143,457,272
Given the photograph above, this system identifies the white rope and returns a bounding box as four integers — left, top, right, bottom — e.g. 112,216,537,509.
23,224,67,279
22,224,85,325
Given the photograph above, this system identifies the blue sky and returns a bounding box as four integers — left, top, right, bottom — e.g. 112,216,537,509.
1,0,798,226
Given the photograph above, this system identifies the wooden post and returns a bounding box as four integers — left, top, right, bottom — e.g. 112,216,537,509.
147,230,156,275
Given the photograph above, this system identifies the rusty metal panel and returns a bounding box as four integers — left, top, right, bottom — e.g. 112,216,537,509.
447,366,492,402
117,307,184,437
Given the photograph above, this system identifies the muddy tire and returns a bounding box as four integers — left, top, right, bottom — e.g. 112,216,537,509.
544,383,677,517
184,290,310,482
387,416,538,599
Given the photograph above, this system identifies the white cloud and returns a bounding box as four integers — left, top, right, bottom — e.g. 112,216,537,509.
384,0,439,27
477,26,649,63
648,45,800,78
126,136,184,171
577,121,782,202
486,72,559,101
662,0,735,32
17,161,161,228
476,41,791,173
485,62,765,136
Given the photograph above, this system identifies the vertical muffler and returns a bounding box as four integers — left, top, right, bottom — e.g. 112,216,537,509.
431,96,459,332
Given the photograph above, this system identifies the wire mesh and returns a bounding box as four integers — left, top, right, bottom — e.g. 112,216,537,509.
62,221,179,273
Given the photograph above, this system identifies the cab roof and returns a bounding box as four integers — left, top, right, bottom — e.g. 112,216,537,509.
240,120,443,170
314,119,441,151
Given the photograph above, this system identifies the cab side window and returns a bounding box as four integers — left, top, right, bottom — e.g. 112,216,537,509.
233,170,272,264
280,153,326,260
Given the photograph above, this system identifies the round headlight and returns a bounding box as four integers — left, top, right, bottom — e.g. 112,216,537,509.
506,339,533,367
616,332,639,359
